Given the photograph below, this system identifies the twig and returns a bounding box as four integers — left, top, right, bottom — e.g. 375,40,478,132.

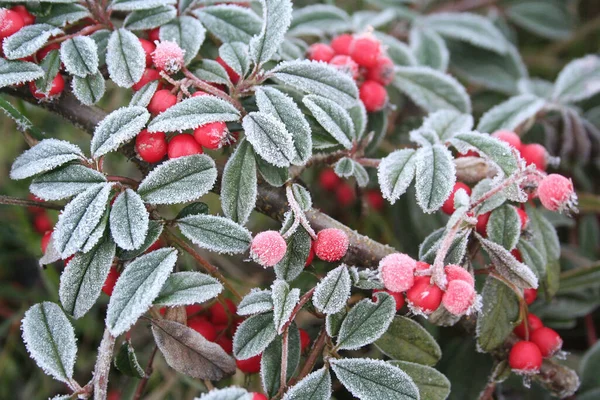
181,68,243,112
287,328,327,387
279,329,289,394
0,195,63,211
107,175,139,189
430,0,498,13
284,184,317,240
281,287,316,333
133,345,158,400
93,328,116,400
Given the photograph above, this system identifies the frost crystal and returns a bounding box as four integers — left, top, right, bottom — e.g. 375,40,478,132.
159,16,206,65
219,42,250,77
242,112,294,167
72,71,106,106
422,109,474,141
130,80,159,108
414,144,456,213
154,271,223,307
249,0,293,66
10,139,84,180
237,289,273,316
60,36,99,78
152,40,185,74
312,264,351,315
379,253,416,293
192,5,262,44
109,189,150,251
221,139,257,226
196,387,251,400
478,235,538,289
2,24,63,60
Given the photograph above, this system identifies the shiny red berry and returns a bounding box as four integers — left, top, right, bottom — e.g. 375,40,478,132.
366,56,394,86
318,169,341,191
148,89,177,115
530,327,562,357
373,289,405,311
102,267,120,296
188,316,217,341
29,74,65,99
523,288,537,305
492,130,522,151
329,55,359,79
139,38,156,67
236,354,261,374
509,341,542,374
476,212,490,237
349,36,381,68
167,134,203,158
520,143,547,171
359,80,387,112
209,299,237,325
135,129,167,163
251,393,268,400
516,208,529,230
132,68,161,91
147,27,160,42
406,276,443,314
216,335,233,354
514,313,543,339
193,121,229,150
0,8,25,40
299,328,310,352
305,242,315,267
441,182,471,215
330,34,354,55
307,43,335,62
185,304,203,316
10,5,34,26
33,213,53,234
216,56,240,84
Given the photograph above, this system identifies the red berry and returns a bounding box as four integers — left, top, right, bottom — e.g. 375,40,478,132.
147,28,160,42
36,42,61,62
185,304,203,316
336,183,356,207
29,74,65,99
33,213,53,234
236,354,261,374
442,279,476,316
193,121,229,150
148,89,177,115
514,313,543,339
524,288,537,305
458,150,480,158
299,328,310,352
139,38,156,67
135,129,167,163
492,130,522,151
476,212,490,237
167,134,203,159
188,316,217,341
512,248,523,262
305,242,315,267
365,189,385,211
416,261,430,272
251,230,287,267
209,299,237,325
132,68,161,91
146,239,163,253
330,34,354,55
516,208,529,230
329,55,359,79
349,36,381,68
0,8,24,40
520,143,547,171
251,393,267,400
366,56,394,86
530,327,562,357
318,169,341,191
102,267,120,296
314,228,349,262
406,276,443,314
373,289,405,311
444,264,474,286
378,253,416,293
107,391,121,400
509,341,542,374
216,56,240,84
359,80,387,112
216,335,233,354
41,231,52,253
441,182,471,215
10,5,34,26
307,43,335,62
63,255,74,267
537,174,577,213
192,91,207,97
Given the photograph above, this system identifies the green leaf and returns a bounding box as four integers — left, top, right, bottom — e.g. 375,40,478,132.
419,227,471,265
326,309,347,338
242,112,295,167
72,70,106,106
274,227,311,282
106,28,146,88
10,138,84,180
375,315,442,366
118,220,163,261
238,289,273,316
109,189,149,251
37,4,90,27
313,265,351,315
422,110,474,141
233,312,277,360
91,106,150,158
283,367,331,400
114,340,145,378
110,0,176,11
261,324,301,397
517,238,547,282
2,24,63,59
331,358,419,400
0,95,43,139
303,94,354,149
154,271,223,306
506,0,573,40
193,59,231,85
35,49,61,96
177,214,252,255
219,42,250,77
450,131,519,177
476,94,546,133
137,154,218,205
30,164,106,201
552,55,600,103
221,139,257,225
193,5,262,44
0,59,44,88
271,280,300,333
124,5,177,30
374,32,417,67
129,80,158,108
410,28,449,71
478,235,538,289
476,276,520,352
388,360,451,400
59,237,116,319
106,248,178,336
336,292,396,350
580,340,600,392
526,205,560,261
257,155,288,187
288,4,349,37
414,144,456,213
159,16,205,65
91,29,111,66
60,36,98,77
377,149,417,204
557,264,600,294
487,204,521,250
250,0,293,66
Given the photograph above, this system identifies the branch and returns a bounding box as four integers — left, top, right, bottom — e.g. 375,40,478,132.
430,0,499,13
93,328,116,400
0,195,63,211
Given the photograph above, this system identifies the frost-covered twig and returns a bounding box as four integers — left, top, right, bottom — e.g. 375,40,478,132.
93,328,116,400
0,195,63,210
284,184,317,240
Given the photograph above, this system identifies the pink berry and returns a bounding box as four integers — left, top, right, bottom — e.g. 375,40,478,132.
314,228,349,262
366,56,395,86
349,36,381,68
152,40,185,74
329,55,359,79
442,279,476,316
139,38,156,67
537,174,577,213
319,169,341,191
359,80,387,112
373,289,405,311
530,327,563,357
135,129,167,163
28,74,65,99
167,134,203,159
406,276,443,315
148,89,177,115
441,182,471,215
336,183,356,207
250,230,287,267
492,130,522,151
514,313,543,339
307,43,335,62
378,253,416,293
216,56,240,84
0,8,25,40
524,288,537,305
236,354,261,374
132,68,161,91
193,121,229,150
11,5,34,26
520,143,547,171
192,90,207,97
331,34,354,55
509,341,543,374
444,264,474,286
147,28,160,42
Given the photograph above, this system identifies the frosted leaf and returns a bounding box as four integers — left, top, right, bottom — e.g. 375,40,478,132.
312,264,351,315
274,227,311,282
2,24,63,60
250,0,293,66
80,208,109,254
422,110,474,141
237,289,273,316
517,239,546,281
50,395,71,400
351,9,396,31
90,29,110,66
35,49,61,96
39,233,62,266
283,367,331,400
450,131,519,177
60,36,98,77
377,149,417,204
334,157,354,177
477,235,538,289
0,95,42,136
72,70,106,106
394,66,472,113
221,139,257,225
176,202,209,219
335,292,396,350
111,0,176,11
232,312,277,360
193,5,262,44
476,94,546,133
0,58,44,88
518,78,554,99
219,42,250,77
374,32,417,67
421,12,508,54
242,112,294,167
193,59,231,85
303,95,354,149
59,237,116,319
30,164,106,201
109,189,149,251
137,154,217,205
348,101,367,140
37,4,91,28
261,324,301,397
526,204,560,261
271,60,359,108
277,37,307,61
154,271,223,306
410,27,449,72
124,5,177,31
114,339,145,378
160,16,205,65
10,138,84,180
288,4,349,37
552,55,600,103
487,204,521,251
177,214,252,255
271,280,299,333
119,220,164,260
326,309,347,338
106,28,146,88
419,227,471,265
291,184,311,211
53,183,113,258
147,95,240,133
106,247,177,335
414,144,456,213
21,302,77,383
352,268,384,290
196,388,251,400
409,128,438,147
91,106,149,158
330,358,420,400
129,80,158,108
388,361,451,400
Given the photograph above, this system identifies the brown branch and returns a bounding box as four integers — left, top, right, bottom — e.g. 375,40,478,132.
133,345,158,400
430,0,499,13
0,195,63,211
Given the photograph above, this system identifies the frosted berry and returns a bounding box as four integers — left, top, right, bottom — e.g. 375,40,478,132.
441,182,471,215
102,267,120,296
216,335,233,354
132,68,161,91
444,264,474,286
314,228,349,262
530,327,563,357
476,212,490,237
516,208,529,230
537,174,577,213
135,129,167,163
336,183,356,207
359,80,387,112
29,74,65,99
148,89,177,115
373,289,405,311
236,354,261,374
0,8,25,40
11,5,34,26
319,169,341,191
305,242,315,267
509,341,543,374
307,43,335,62
139,38,156,67
349,35,381,68
330,34,354,55
365,189,385,211
147,27,160,42
216,56,240,84
514,313,543,339
151,40,185,74
492,130,522,150
520,143,547,171
33,213,53,233
209,299,237,325
251,393,268,400
188,316,217,341
193,121,229,150
366,56,395,86
41,230,52,253
250,230,287,267
299,328,310,352
406,276,443,315
167,134,203,159
378,253,416,293
442,279,476,316
329,55,359,79
524,288,537,305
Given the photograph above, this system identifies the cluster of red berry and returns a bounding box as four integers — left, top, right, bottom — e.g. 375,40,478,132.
307,33,392,112
318,169,384,210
